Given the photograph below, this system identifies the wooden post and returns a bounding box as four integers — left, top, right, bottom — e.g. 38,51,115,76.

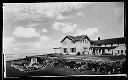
100,49,102,55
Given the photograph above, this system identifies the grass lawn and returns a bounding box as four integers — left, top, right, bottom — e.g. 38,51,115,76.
50,54,125,62
6,61,104,77
5,54,125,77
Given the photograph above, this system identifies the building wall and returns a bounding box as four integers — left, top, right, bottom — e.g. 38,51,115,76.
113,44,119,46
61,38,91,55
60,37,126,55
75,39,90,54
101,44,106,47
104,49,113,54
61,38,74,54
113,44,126,55
106,44,111,47
89,48,93,54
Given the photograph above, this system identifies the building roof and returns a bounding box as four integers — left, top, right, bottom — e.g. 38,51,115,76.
90,46,118,49
61,35,126,45
53,47,61,49
92,37,126,45
61,35,92,43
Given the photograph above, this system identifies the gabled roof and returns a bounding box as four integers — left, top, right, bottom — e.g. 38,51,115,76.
90,46,118,49
92,37,126,45
61,35,92,43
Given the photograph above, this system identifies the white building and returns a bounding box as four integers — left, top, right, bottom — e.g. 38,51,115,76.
57,35,126,55
91,37,126,55
60,35,92,55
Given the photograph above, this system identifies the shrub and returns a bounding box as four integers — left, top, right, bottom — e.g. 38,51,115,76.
76,52,81,55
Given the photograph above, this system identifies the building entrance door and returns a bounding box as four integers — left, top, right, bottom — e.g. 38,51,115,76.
83,48,89,54
64,48,68,54
102,49,105,54
93,49,95,53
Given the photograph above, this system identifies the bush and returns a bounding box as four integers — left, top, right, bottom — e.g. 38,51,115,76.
60,53,63,55
76,52,81,55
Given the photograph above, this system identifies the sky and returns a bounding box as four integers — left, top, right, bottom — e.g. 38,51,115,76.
3,2,124,54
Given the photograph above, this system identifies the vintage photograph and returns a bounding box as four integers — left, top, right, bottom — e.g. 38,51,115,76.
3,2,126,77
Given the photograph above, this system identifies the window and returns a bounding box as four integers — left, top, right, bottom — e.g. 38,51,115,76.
113,44,118,46
71,41,74,44
64,48,67,53
84,39,86,43
82,40,84,43
118,50,120,53
121,50,123,53
108,49,111,52
102,44,105,47
99,49,101,53
83,39,87,43
70,48,76,53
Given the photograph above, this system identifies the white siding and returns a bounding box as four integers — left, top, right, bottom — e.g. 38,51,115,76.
119,44,125,46
101,44,105,47
106,44,111,47
113,44,118,46
61,37,91,55
113,45,126,55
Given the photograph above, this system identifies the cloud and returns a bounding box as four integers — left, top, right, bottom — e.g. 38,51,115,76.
35,2,87,20
27,23,40,27
56,12,84,20
42,28,48,32
3,37,15,43
31,35,60,53
4,3,89,21
36,2,88,20
13,27,40,38
33,35,60,49
76,12,84,17
38,3,85,20
3,35,60,54
4,3,88,13
64,12,84,19
56,14,69,20
35,2,87,14
3,37,15,49
3,35,61,54
114,3,124,17
39,35,50,41
114,8,123,17
75,28,98,39
52,22,77,33
13,47,21,51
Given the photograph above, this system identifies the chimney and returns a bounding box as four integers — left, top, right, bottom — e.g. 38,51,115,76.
98,37,100,40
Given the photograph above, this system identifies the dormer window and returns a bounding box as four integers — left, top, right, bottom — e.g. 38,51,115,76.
83,39,87,43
